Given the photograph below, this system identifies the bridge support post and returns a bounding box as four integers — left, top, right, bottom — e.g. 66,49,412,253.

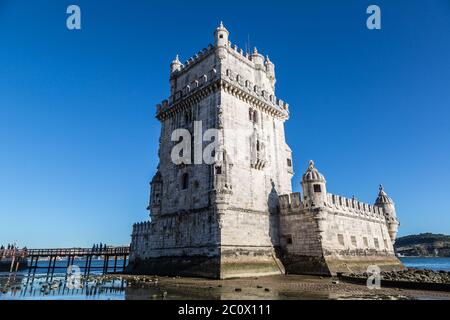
84,256,88,276
9,256,16,273
122,255,127,272
47,256,52,275
104,256,109,274
28,256,34,275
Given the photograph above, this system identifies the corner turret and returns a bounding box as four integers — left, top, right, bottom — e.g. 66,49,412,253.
251,47,265,69
301,160,327,208
265,55,276,89
148,171,163,217
375,185,399,244
214,21,229,47
170,54,183,74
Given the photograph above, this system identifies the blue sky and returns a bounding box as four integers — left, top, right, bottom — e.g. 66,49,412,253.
0,0,449,248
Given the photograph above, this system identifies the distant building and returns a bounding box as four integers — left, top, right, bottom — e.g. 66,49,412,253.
128,23,403,278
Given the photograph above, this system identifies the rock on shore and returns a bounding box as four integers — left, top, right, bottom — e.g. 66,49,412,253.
346,268,450,284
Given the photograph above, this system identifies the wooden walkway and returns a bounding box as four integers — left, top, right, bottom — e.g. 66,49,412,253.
1,246,130,275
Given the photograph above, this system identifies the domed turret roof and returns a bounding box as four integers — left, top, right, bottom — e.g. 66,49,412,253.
375,185,394,205
302,160,326,183
171,54,182,66
215,21,229,34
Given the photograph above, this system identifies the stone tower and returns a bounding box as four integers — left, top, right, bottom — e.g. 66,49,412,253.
129,23,293,279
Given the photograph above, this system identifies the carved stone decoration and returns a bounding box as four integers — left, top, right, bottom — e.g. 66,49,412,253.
217,104,224,129
250,129,267,170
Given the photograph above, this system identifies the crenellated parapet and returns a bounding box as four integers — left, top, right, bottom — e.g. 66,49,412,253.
132,221,152,235
156,67,289,121
325,193,385,217
170,44,216,77
279,191,387,221
170,41,275,80
279,192,304,213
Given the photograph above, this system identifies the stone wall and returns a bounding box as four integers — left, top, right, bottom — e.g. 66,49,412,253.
278,192,404,275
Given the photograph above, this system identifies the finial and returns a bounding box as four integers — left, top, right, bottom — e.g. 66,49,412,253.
308,160,315,169
379,184,384,192
172,54,181,64
253,47,258,54
219,21,224,28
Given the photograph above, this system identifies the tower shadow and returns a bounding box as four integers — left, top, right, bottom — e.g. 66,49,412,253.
267,180,281,257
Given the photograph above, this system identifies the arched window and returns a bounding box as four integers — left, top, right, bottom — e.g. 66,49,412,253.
181,173,189,190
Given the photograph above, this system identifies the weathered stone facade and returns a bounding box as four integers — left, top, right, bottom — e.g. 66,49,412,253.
128,23,403,278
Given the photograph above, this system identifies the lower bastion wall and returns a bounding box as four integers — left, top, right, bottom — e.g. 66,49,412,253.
129,207,285,279
278,192,404,275
218,208,283,279
128,208,221,278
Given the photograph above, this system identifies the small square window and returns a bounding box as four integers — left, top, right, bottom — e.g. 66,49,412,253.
313,184,322,193
215,166,222,174
287,159,292,167
285,235,293,245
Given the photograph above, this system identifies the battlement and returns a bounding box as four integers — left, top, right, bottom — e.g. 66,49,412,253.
173,44,216,75
279,192,386,221
132,221,151,234
279,192,304,211
325,193,385,218
223,68,288,110
156,67,289,118
171,41,273,77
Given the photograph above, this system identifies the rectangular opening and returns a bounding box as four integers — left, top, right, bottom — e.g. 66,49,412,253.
313,184,322,193
284,235,293,245
338,234,345,246
374,238,379,249
363,237,368,247
351,236,357,247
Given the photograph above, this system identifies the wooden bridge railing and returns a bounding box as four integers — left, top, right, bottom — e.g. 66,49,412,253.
1,246,130,259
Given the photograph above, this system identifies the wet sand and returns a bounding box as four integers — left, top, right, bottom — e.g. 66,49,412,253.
120,274,450,300
2,272,450,300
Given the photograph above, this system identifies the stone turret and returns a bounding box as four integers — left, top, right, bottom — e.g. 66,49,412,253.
265,55,276,89
251,47,265,69
214,21,229,47
170,54,183,74
301,160,327,208
375,185,399,244
148,171,163,217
